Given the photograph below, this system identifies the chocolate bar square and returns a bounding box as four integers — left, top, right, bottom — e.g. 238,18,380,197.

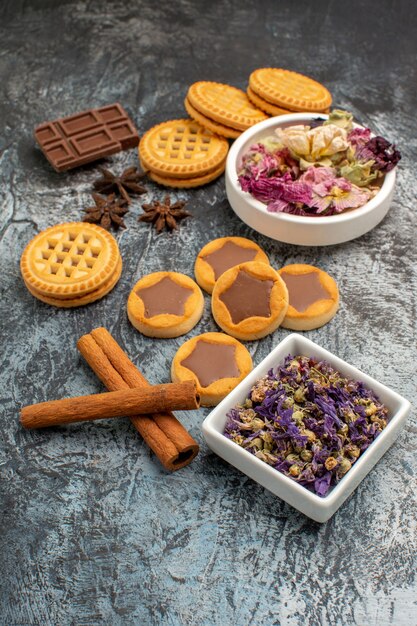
34,103,139,172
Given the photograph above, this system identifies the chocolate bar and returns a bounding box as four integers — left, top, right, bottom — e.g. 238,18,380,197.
34,103,139,172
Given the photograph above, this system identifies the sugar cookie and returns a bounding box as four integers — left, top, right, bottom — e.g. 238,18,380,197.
195,237,270,294
278,264,339,330
211,261,289,340
127,271,204,338
171,332,253,406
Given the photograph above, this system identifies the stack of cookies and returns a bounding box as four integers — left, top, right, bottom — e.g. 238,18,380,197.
138,118,229,188
247,67,332,116
184,81,268,139
20,222,122,307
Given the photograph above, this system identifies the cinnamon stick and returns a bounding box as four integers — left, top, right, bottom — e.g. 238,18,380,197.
20,381,199,430
77,328,200,471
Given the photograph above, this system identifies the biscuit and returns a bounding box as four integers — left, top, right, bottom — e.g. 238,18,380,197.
145,159,226,188
278,264,339,330
184,97,240,139
187,81,267,131
195,237,270,294
171,332,253,406
138,119,229,179
23,257,122,307
249,68,332,113
127,271,204,338
246,87,292,116
20,222,121,299
211,261,289,341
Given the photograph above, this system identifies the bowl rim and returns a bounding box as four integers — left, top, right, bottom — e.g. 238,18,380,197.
226,113,397,225
202,333,410,507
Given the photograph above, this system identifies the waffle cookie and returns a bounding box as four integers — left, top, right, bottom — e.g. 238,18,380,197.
195,236,270,294
20,222,122,307
212,261,289,341
186,81,267,137
127,271,204,338
171,332,253,406
278,264,339,330
138,118,229,187
249,68,332,113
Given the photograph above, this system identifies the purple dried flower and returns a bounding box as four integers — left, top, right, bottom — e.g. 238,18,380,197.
298,167,371,214
309,117,326,129
223,355,389,497
356,136,401,172
314,472,332,497
238,172,312,208
348,127,372,148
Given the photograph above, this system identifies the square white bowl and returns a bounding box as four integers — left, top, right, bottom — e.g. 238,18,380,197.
202,334,410,523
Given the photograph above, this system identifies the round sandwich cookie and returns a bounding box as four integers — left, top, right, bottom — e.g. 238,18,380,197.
138,118,229,181
195,236,270,294
20,222,121,307
278,264,339,330
171,332,253,406
186,81,267,133
145,160,226,188
23,257,122,308
127,271,204,338
184,96,240,139
211,261,289,341
249,68,332,113
246,86,292,117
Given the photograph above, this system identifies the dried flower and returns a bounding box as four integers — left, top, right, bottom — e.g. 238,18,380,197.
237,111,401,217
324,457,338,471
274,123,349,162
224,355,389,497
355,136,402,173
298,166,371,214
324,109,354,130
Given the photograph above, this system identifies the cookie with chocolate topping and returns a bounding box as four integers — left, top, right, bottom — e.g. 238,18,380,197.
195,236,270,294
127,271,204,338
171,332,253,406
211,261,289,340
277,264,339,330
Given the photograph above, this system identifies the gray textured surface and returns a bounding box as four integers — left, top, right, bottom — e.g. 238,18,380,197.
1,1,416,625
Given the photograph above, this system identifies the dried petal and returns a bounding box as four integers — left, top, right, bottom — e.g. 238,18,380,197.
237,112,401,216
223,354,388,497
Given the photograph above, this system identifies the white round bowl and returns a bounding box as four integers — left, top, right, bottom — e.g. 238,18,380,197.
225,113,397,246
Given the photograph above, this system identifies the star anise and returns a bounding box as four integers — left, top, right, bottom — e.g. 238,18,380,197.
138,195,192,233
93,166,147,204
83,193,129,230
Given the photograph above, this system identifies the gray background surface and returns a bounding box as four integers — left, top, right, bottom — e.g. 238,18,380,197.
1,1,416,625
